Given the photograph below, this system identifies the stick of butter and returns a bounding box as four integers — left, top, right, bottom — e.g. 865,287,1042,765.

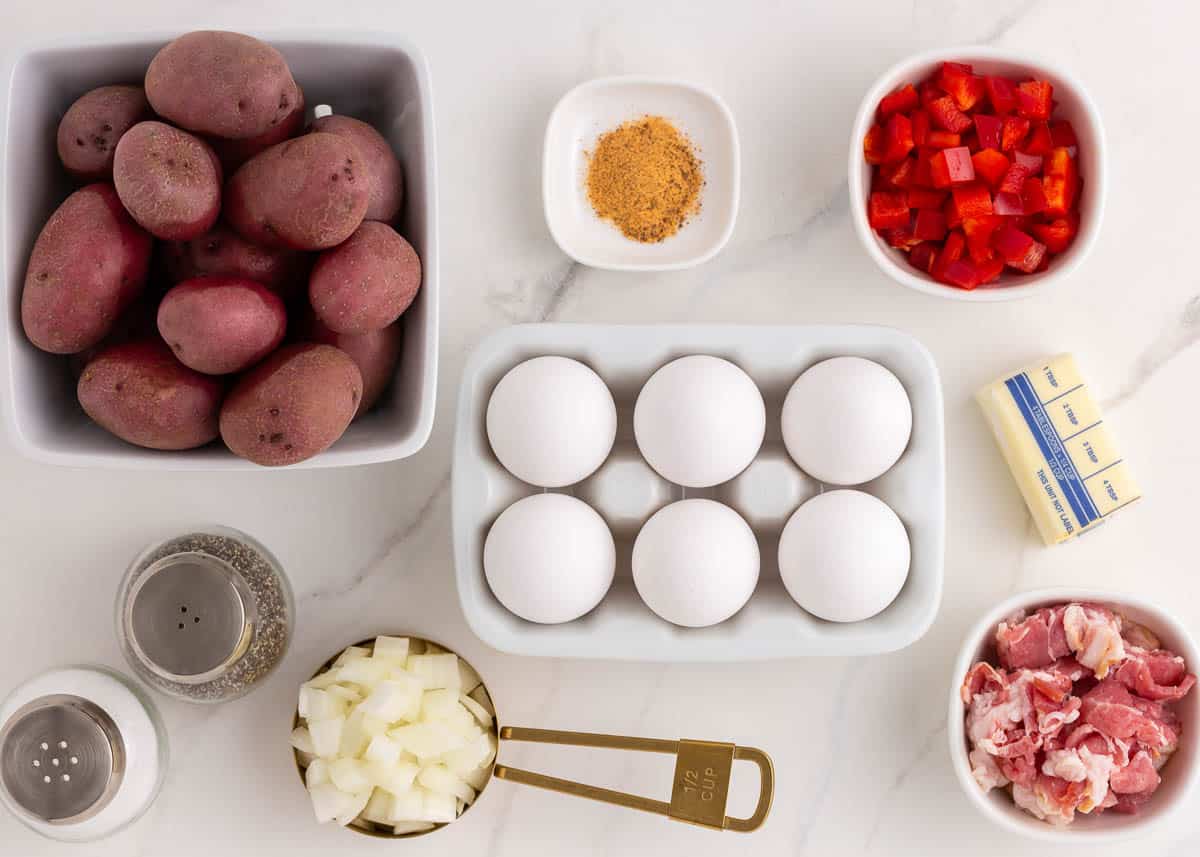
976,354,1141,545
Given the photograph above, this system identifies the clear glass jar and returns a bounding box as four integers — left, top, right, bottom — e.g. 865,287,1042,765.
115,526,293,704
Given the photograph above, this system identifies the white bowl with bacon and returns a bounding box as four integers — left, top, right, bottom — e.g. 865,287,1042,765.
949,588,1200,840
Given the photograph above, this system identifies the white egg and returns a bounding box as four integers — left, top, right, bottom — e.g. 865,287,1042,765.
781,356,912,486
486,356,616,488
634,356,765,488
632,499,759,628
777,490,910,623
484,493,615,624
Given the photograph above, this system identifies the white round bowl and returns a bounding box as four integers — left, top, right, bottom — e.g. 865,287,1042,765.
849,46,1106,302
948,588,1200,842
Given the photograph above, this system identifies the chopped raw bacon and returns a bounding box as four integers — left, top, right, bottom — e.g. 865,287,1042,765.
961,601,1192,827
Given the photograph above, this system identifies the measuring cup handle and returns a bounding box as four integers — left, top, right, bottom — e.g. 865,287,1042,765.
724,746,774,832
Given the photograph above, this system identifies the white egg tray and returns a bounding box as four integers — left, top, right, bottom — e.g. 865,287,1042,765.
452,324,945,661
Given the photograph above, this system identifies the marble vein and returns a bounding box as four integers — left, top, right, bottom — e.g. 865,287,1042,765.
1104,293,1200,412
863,721,947,850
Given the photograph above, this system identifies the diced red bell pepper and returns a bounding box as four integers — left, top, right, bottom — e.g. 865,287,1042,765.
985,76,1019,115
977,253,1006,283
971,149,1010,188
1014,151,1043,173
1042,147,1079,216
931,229,966,282
879,156,917,189
1020,176,1048,214
1050,120,1078,148
963,214,1003,263
906,188,947,210
943,195,961,229
1023,121,1054,156
919,79,944,106
868,191,911,230
928,96,972,133
908,241,939,273
952,182,993,220
929,146,975,188
1001,116,1030,151
913,208,947,241
993,223,1047,272
882,226,921,249
997,162,1032,195
941,258,983,290
973,114,1003,150
878,83,919,119
881,113,914,163
1016,80,1054,120
926,130,962,149
993,192,1025,216
1030,213,1079,253
912,149,936,187
864,125,887,165
911,109,931,146
961,131,981,154
937,62,985,111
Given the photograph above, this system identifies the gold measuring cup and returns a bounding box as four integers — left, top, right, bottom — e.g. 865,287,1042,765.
292,636,774,838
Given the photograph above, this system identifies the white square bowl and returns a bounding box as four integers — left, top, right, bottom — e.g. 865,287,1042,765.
452,324,945,661
0,31,438,469
849,46,1106,301
542,76,739,271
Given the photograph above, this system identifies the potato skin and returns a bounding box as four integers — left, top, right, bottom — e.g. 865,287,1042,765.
113,121,222,240
78,340,223,450
162,222,301,293
56,85,152,181
308,221,421,334
21,184,152,354
158,277,287,374
210,85,305,171
145,31,300,140
305,315,402,416
220,343,362,466
225,133,369,250
309,115,403,222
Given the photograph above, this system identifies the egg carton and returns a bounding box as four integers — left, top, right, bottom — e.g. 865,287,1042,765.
452,324,945,661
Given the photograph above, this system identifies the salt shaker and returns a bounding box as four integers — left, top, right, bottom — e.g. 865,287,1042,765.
0,666,167,842
116,526,293,704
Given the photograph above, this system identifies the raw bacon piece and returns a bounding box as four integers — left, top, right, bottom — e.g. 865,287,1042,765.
1110,750,1160,795
1115,647,1197,702
1063,604,1126,678
1081,679,1145,740
961,661,1007,703
1129,697,1181,756
996,607,1072,670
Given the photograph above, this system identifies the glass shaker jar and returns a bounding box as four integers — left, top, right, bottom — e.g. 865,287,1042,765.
0,666,167,842
115,526,294,704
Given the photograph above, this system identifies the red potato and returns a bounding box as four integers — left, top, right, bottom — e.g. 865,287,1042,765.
308,221,421,334
219,343,362,466
113,121,222,240
21,184,152,354
77,340,223,450
161,222,302,294
56,84,152,181
157,277,287,374
224,133,369,250
210,86,306,171
305,315,403,416
309,114,404,222
145,31,300,140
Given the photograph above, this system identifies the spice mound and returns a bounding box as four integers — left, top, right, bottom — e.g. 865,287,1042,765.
585,116,703,243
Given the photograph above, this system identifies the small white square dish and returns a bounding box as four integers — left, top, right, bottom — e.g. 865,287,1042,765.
542,76,739,271
0,31,438,469
452,324,945,661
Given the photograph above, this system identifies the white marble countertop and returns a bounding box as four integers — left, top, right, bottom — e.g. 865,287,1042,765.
2,1,1199,854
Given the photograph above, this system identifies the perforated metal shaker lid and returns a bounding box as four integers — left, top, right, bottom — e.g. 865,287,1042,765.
0,694,124,824
126,552,254,683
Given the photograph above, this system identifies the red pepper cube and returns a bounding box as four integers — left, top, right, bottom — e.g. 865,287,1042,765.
1042,147,1079,216
971,149,1010,188
941,258,983,290
911,149,937,188
908,241,939,273
911,109,931,146
906,188,947,210
878,83,919,119
868,191,911,230
1014,151,1043,173
977,254,1007,283
919,78,944,106
973,114,1003,151
952,183,993,221
997,162,1032,196
985,76,1019,114
993,223,1047,272
1050,120,1078,149
963,215,1003,264
1023,121,1054,156
928,96,973,133
992,192,1024,216
1031,213,1079,253
937,62,985,111
879,156,917,189
882,226,921,249
1016,80,1054,120
926,130,962,149
1021,176,1048,214
912,208,948,241
932,229,966,282
881,113,915,163
929,146,975,188
864,125,887,165
943,195,961,229
1001,117,1030,151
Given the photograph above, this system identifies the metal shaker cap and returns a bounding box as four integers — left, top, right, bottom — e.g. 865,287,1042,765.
127,552,254,683
0,694,124,824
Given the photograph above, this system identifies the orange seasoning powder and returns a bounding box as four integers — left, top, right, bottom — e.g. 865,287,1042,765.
585,116,703,243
